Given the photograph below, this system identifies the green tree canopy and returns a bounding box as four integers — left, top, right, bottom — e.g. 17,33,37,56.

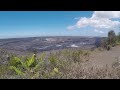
108,30,116,45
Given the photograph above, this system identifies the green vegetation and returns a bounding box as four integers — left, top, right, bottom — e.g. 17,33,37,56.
99,30,120,51
0,48,91,79
108,30,116,46
1,31,120,79
0,45,120,79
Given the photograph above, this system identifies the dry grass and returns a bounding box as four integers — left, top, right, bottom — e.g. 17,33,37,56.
1,48,120,79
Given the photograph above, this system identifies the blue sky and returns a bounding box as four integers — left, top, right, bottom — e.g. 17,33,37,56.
0,11,120,38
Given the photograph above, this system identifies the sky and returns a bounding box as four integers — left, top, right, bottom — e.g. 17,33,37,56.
0,11,120,38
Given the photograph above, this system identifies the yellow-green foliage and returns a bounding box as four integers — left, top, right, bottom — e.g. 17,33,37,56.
34,52,45,70
9,53,46,79
54,67,59,73
9,56,21,67
7,49,91,79
10,66,25,76
26,54,35,68
3,45,120,79
50,67,60,77
42,67,61,79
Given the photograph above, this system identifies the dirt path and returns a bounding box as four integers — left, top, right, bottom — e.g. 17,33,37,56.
87,46,120,67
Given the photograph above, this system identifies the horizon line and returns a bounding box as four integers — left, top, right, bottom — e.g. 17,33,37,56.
0,35,106,39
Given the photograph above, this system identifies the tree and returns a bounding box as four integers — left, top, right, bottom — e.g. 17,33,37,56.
108,30,116,46
118,32,120,41
100,38,109,49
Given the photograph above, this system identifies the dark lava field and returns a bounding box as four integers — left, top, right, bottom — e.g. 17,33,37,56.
0,36,101,55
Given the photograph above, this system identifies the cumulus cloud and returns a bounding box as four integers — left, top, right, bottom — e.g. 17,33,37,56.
67,11,120,32
76,17,120,29
92,11,120,19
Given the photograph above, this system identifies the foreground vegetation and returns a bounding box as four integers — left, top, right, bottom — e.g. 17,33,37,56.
1,30,120,79
0,47,120,79
0,48,91,79
99,30,120,50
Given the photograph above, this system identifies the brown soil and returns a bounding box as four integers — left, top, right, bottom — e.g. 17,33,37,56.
87,46,120,67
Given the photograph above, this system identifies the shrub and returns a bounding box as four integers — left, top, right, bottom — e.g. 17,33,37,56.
108,30,116,46
106,45,111,51
9,53,45,79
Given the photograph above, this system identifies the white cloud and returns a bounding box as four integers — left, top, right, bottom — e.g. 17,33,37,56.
94,29,104,33
67,11,120,33
67,25,76,30
92,11,120,19
76,17,120,29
